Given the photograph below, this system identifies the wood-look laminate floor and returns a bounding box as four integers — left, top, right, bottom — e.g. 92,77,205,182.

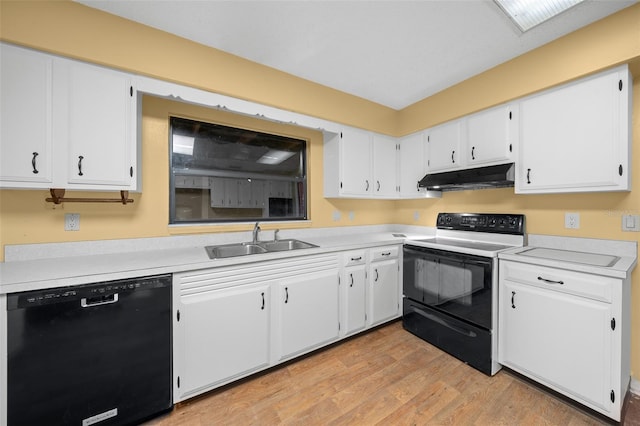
147,320,636,426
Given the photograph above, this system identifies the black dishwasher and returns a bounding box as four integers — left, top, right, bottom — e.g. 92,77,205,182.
7,274,173,426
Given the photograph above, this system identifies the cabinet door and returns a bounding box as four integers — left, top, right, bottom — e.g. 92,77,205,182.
426,119,463,173
278,269,339,359
517,67,630,193
209,177,227,207
0,44,54,187
268,180,290,198
237,178,252,207
466,104,515,166
369,258,400,326
372,134,397,197
398,132,426,198
339,127,372,195
176,283,270,401
344,264,367,335
500,279,613,412
251,179,265,208
60,59,135,188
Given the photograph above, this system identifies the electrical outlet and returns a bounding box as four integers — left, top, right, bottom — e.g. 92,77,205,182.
65,213,80,231
332,210,341,222
564,212,580,229
348,211,355,221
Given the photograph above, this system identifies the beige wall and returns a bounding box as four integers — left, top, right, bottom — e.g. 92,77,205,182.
2,1,640,378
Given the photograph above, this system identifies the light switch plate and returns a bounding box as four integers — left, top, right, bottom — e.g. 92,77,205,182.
565,212,580,229
622,215,640,232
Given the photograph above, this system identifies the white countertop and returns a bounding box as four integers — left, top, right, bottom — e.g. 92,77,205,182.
0,226,429,294
3,227,636,293
498,235,637,279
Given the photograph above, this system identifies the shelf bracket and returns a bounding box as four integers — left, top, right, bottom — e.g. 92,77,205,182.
46,188,134,205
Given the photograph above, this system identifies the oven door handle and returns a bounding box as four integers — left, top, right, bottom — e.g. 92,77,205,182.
412,306,477,338
463,259,493,267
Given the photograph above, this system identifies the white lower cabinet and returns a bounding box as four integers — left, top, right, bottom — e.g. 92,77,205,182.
368,246,400,327
173,253,341,403
342,250,367,335
499,260,629,421
175,283,270,401
173,245,401,404
277,269,339,360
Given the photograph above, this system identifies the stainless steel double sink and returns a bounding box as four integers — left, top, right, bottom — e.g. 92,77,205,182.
205,239,318,259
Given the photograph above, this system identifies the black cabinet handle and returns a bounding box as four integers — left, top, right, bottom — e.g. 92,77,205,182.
261,292,265,310
471,147,475,160
284,287,289,303
451,150,455,163
350,256,362,261
511,291,516,309
78,155,84,176
374,269,379,282
526,168,531,184
381,252,391,257
377,180,380,191
365,180,369,191
31,152,39,174
350,273,354,288
538,276,564,285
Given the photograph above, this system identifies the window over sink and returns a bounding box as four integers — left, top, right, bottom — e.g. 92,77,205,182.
169,116,307,224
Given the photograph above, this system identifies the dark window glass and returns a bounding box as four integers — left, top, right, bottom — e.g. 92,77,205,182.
169,117,307,223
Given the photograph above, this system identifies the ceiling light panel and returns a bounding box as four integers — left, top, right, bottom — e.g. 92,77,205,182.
495,0,586,32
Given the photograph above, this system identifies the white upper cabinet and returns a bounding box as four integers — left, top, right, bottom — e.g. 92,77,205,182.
58,59,136,189
323,126,397,199
425,119,463,173
466,104,516,167
397,132,426,198
0,42,138,191
425,104,516,175
372,134,398,198
336,127,372,196
516,65,631,194
0,43,54,187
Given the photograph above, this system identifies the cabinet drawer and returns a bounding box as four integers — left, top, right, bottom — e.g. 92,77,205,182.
500,260,615,303
343,250,366,266
370,245,399,261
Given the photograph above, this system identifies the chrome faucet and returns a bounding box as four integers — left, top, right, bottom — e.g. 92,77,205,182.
274,229,280,241
252,222,261,244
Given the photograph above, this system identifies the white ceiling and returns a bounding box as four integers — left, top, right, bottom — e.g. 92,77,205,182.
76,0,636,110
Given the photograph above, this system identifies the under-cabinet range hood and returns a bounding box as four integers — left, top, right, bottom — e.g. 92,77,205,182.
418,163,515,192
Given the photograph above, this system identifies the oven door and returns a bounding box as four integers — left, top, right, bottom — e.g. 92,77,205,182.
403,244,493,329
